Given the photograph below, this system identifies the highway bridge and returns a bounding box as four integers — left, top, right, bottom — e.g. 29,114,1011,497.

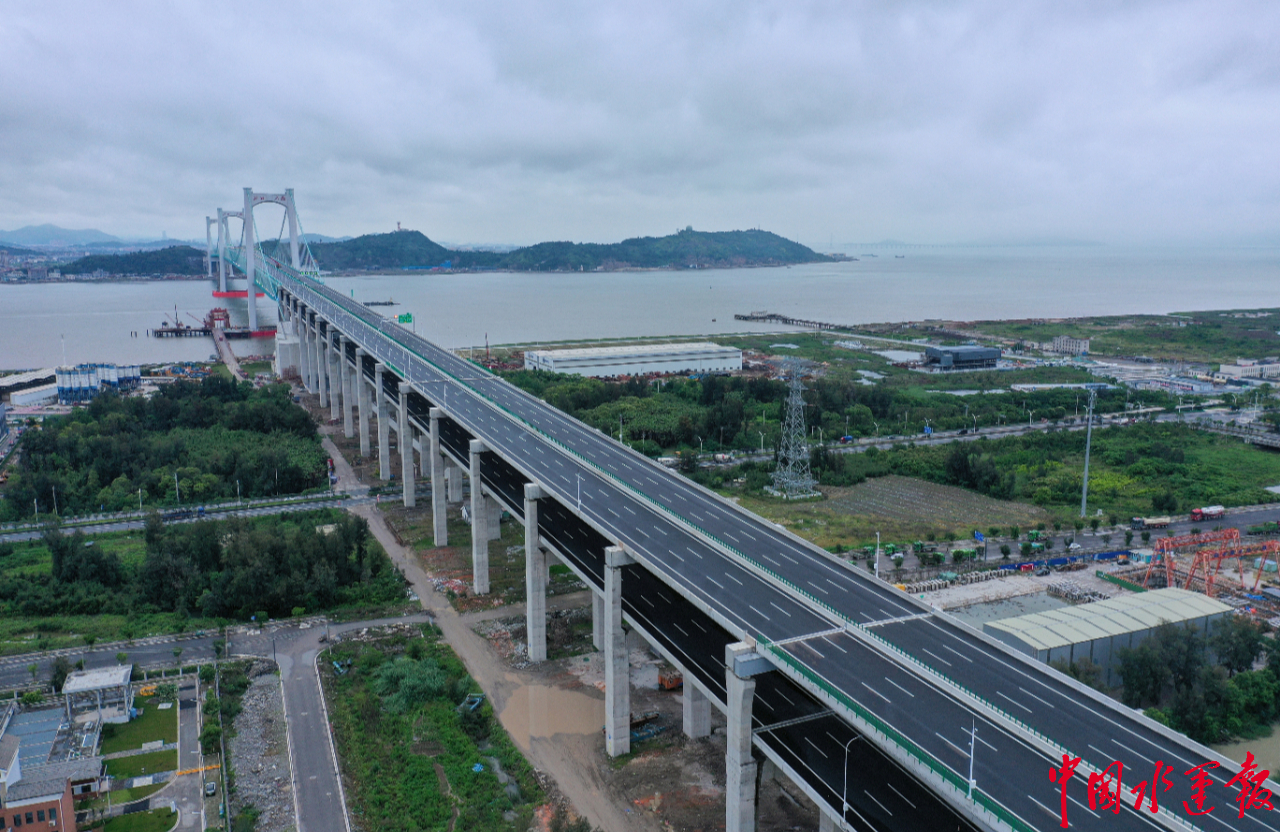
214,189,1275,832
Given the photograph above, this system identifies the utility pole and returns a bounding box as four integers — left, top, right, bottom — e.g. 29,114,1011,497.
967,720,978,798
1080,389,1097,518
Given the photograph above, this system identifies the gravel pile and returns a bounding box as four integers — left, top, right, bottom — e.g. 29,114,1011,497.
229,663,294,832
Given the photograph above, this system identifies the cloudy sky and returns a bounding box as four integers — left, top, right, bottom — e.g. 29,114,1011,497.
2,1,1278,247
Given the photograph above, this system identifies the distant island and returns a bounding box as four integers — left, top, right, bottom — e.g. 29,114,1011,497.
61,245,205,276
310,226,836,272
43,227,834,278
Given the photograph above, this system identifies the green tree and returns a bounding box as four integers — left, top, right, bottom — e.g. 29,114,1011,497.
116,652,128,665
51,657,73,693
1213,616,1263,676
1000,544,1011,559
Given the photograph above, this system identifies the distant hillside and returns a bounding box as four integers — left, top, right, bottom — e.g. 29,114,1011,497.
61,245,205,275
311,227,832,272
0,224,120,246
0,244,33,255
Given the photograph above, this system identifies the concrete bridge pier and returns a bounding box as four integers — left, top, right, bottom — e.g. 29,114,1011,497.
604,546,633,757
725,641,758,832
355,349,371,458
429,408,448,546
683,683,711,738
524,484,547,662
341,337,354,439
818,812,837,832
328,335,341,422
300,318,313,393
317,325,330,409
446,460,463,503
398,392,415,508
592,591,604,650
469,440,501,594
376,366,390,479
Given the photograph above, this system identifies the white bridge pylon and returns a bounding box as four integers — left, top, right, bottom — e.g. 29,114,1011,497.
241,187,303,333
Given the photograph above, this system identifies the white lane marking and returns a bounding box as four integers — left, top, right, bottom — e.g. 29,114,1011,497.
748,605,771,621
727,573,743,585
804,737,828,758
1026,796,1063,823
885,782,916,809
623,505,637,516
1068,795,1100,819
935,732,967,757
883,677,916,699
922,648,953,667
1111,738,1155,765
686,547,704,560
673,623,688,637
741,531,756,541
724,532,739,543
775,689,794,706
1018,686,1056,709
863,790,892,816
706,575,724,589
996,690,1034,714
861,683,891,704
769,602,793,617
942,644,974,663
807,580,830,594
820,637,847,654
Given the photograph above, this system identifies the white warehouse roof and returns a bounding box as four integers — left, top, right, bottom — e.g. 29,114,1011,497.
525,342,742,378
984,588,1231,653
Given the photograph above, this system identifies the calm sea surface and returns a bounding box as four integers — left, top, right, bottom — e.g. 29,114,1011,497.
1,247,1277,370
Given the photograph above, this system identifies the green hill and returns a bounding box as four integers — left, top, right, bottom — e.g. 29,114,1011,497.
311,227,831,272
62,245,205,275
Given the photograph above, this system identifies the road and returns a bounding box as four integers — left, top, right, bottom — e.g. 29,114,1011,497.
171,678,203,829
276,267,1275,832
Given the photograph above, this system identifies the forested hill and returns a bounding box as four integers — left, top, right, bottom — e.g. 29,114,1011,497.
61,244,205,275
311,227,833,272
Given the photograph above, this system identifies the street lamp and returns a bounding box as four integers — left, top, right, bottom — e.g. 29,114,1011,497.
841,734,861,826
576,474,583,513
967,720,979,798
758,431,765,452
1027,410,1035,427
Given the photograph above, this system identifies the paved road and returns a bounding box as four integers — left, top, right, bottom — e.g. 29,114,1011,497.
171,679,203,830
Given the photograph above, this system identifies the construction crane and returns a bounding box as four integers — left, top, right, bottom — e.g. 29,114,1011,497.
1142,528,1240,590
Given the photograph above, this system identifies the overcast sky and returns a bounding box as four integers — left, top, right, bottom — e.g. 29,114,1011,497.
3,1,1278,247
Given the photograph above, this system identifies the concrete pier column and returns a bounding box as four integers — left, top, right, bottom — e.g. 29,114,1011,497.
341,338,354,439
469,440,490,595
315,325,327,406
683,683,711,738
399,390,415,508
355,349,371,458
429,408,447,547
604,546,633,758
329,336,341,421
486,492,502,541
818,812,837,832
725,642,758,832
300,319,312,392
376,366,390,479
524,484,547,662
592,590,604,650
446,460,463,503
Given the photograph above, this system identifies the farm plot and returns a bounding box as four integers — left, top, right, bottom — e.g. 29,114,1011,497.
738,475,1047,548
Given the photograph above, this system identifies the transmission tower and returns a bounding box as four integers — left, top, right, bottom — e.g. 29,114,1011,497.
769,360,818,499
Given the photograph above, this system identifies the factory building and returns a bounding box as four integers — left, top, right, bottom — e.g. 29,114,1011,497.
1051,335,1091,355
0,369,56,404
524,342,742,378
55,364,141,405
983,588,1232,686
923,345,1001,371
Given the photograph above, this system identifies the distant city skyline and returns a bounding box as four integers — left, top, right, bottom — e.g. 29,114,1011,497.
3,1,1278,248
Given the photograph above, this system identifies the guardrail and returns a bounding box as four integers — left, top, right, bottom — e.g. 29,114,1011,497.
1096,570,1147,593
0,492,343,534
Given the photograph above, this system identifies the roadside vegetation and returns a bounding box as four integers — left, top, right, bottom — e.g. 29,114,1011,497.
323,624,543,831
498,364,1169,457
0,508,405,651
0,375,327,521
1057,616,1277,746
99,693,177,753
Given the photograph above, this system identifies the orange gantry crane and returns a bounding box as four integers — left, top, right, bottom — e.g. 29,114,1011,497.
1142,528,1239,591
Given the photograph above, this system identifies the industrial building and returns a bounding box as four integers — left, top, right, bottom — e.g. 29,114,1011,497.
982,588,1232,686
0,369,56,404
55,364,141,404
923,345,1001,371
1051,335,1091,355
524,342,742,378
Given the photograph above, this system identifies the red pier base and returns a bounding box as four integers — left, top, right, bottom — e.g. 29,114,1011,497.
250,329,277,338
213,290,266,298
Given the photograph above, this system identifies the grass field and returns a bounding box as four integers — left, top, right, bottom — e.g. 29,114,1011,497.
737,475,1048,548
99,696,177,754
103,749,178,779
93,807,177,832
76,782,167,812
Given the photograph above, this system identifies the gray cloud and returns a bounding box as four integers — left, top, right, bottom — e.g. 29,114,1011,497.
1,0,1278,246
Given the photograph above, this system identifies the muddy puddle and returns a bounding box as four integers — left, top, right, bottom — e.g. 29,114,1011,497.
1214,730,1280,772
499,683,605,752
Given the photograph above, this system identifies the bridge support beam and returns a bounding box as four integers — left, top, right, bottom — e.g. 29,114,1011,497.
818,812,836,832
429,408,447,547
604,546,633,758
243,187,258,334
355,349,370,458
524,484,547,662
399,391,415,508
341,338,354,439
329,335,341,422
446,460,463,503
592,591,603,650
683,683,711,739
725,642,758,832
376,366,390,479
469,440,496,594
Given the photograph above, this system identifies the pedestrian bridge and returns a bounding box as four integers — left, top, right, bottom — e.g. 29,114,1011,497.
212,189,1273,832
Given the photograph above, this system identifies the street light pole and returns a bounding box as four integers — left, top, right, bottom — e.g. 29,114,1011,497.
967,720,978,798
841,734,860,827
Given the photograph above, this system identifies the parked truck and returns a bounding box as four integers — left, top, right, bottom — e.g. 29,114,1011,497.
1131,516,1172,530
1190,505,1225,522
